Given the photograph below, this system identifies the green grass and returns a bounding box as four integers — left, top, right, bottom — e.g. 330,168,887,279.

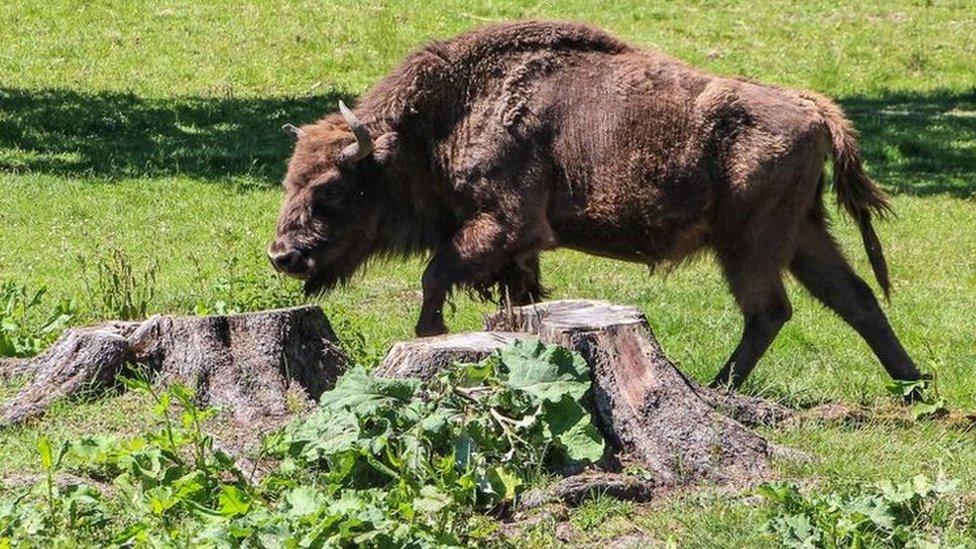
2,0,975,545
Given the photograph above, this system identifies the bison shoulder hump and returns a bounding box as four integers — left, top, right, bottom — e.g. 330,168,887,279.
447,20,631,61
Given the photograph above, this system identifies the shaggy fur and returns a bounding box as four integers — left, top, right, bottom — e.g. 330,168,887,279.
270,20,922,388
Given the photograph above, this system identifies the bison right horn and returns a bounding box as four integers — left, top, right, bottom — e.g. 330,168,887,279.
338,100,375,162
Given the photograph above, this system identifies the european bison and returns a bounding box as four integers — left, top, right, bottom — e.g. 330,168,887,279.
269,21,923,389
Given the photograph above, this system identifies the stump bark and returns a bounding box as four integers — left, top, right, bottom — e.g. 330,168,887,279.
0,306,347,431
380,299,791,487
486,300,780,485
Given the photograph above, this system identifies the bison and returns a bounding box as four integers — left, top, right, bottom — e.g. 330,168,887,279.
269,20,924,389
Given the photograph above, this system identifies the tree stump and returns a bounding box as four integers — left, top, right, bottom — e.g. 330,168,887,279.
376,300,793,487
0,306,348,432
376,331,526,380
0,357,30,382
486,300,783,485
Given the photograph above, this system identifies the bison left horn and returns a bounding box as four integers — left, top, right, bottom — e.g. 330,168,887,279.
282,123,304,140
338,100,374,162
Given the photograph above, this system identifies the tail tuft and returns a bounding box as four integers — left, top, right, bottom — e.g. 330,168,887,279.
857,214,891,299
804,92,893,297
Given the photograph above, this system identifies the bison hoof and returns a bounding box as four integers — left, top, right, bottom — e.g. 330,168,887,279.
415,322,448,338
900,372,933,404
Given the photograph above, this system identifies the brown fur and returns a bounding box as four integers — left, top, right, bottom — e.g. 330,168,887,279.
270,21,922,388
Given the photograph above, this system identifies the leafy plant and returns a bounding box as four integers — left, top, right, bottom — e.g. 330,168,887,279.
0,377,243,545
886,379,949,421
281,340,603,477
0,280,76,357
267,338,606,543
0,339,604,547
759,473,962,548
79,248,158,320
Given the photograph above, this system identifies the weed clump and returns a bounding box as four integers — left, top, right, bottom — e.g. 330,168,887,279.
0,340,605,546
0,280,75,357
79,248,157,321
759,474,964,547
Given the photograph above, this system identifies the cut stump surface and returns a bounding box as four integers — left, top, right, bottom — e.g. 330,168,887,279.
376,331,526,380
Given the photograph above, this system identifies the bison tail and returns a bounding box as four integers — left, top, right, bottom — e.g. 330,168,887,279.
807,92,894,299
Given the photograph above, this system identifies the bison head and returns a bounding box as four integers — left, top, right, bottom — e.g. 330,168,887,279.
269,101,398,295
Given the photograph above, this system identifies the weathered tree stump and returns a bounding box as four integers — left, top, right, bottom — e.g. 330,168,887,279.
0,306,347,431
486,300,784,485
0,357,30,382
376,331,526,380
694,383,792,428
380,299,792,489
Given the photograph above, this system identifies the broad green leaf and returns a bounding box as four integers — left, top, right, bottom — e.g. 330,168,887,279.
69,435,118,461
758,482,803,506
457,360,495,387
144,486,178,516
171,470,205,499
486,467,523,503
846,495,895,531
285,486,325,519
413,485,452,514
540,396,605,463
911,399,948,420
219,486,251,517
779,514,820,548
885,378,928,399
932,472,960,495
454,436,475,471
319,367,418,416
286,409,360,462
500,339,591,402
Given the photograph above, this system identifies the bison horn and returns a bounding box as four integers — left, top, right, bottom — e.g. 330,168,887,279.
282,123,304,140
338,100,374,162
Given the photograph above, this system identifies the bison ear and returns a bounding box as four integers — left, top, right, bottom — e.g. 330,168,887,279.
371,132,399,165
282,123,304,140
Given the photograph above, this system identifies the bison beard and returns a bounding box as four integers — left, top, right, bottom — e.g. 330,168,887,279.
302,238,375,296
272,20,924,391
301,251,356,296
302,266,344,297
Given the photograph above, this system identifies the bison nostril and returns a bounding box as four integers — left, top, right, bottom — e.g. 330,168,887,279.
270,249,305,274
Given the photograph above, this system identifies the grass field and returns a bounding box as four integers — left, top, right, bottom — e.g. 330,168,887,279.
1,0,975,545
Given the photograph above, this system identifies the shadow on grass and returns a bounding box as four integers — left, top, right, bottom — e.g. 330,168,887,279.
1,86,974,195
839,89,976,199
0,87,353,186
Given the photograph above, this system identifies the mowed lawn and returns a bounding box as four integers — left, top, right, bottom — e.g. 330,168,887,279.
1,0,975,545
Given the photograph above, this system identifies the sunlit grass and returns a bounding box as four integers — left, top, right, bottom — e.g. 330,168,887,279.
1,0,974,545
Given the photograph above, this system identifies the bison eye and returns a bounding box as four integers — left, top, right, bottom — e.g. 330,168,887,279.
316,183,346,203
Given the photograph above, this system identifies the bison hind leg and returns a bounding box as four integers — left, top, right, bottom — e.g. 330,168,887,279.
711,254,793,390
789,218,922,385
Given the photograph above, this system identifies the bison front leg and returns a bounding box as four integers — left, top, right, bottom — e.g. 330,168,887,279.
416,248,461,337
416,215,515,337
416,211,553,337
